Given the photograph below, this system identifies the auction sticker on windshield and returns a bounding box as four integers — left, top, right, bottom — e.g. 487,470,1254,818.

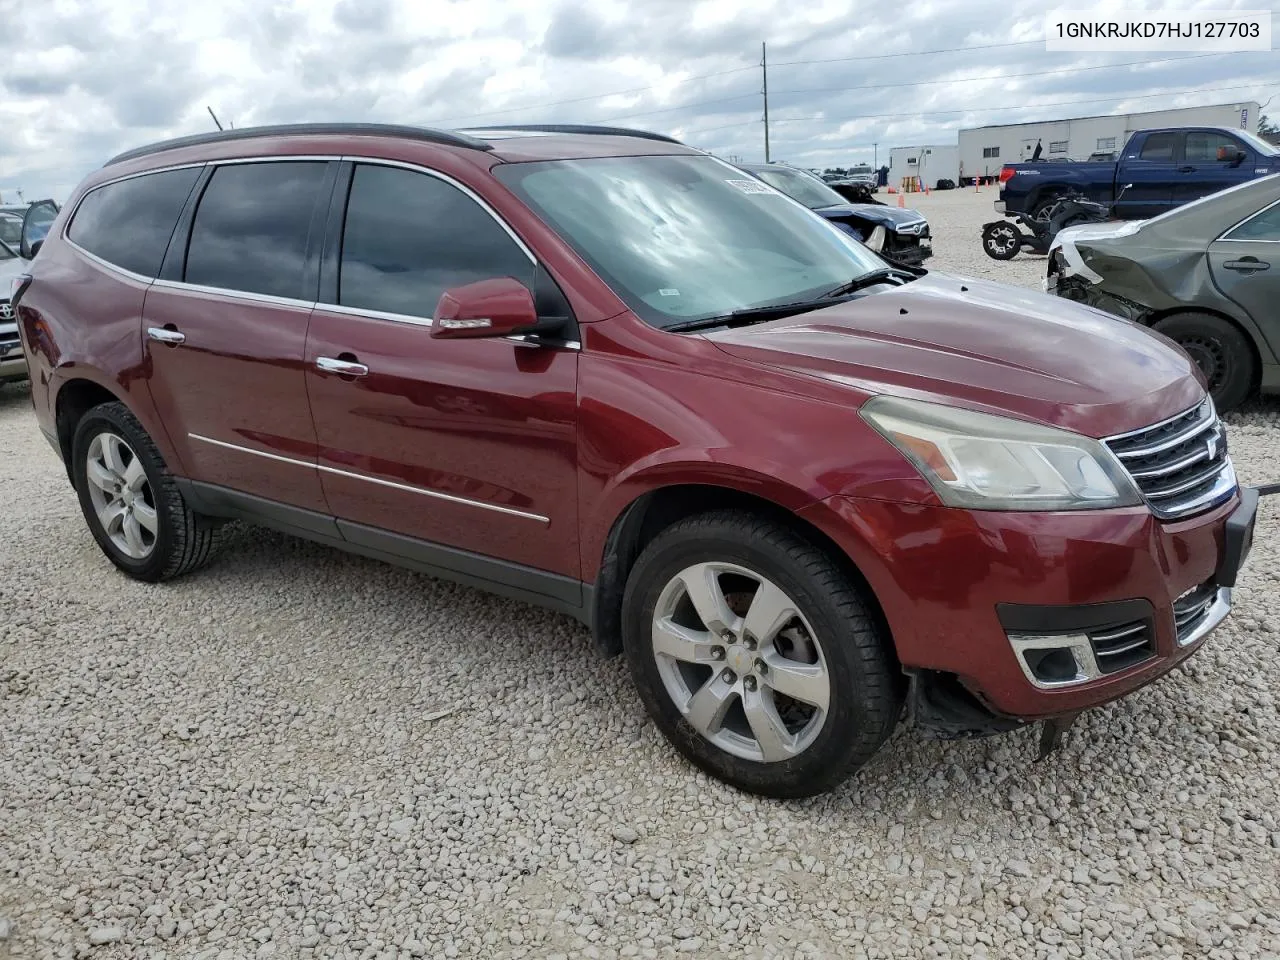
725,179,777,195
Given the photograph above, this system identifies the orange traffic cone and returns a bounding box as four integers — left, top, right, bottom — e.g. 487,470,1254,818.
897,191,905,208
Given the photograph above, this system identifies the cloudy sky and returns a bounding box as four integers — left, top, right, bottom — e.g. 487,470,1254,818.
1,0,1275,201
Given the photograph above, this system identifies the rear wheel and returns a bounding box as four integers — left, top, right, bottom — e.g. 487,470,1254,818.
1152,313,1255,413
621,510,902,798
71,402,222,581
982,222,1022,260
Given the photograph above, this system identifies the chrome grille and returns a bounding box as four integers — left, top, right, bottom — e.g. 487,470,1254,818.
1105,399,1236,520
1174,582,1216,642
1088,618,1155,674
0,300,12,322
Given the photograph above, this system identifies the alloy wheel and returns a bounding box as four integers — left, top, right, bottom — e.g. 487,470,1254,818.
651,562,831,763
985,224,1019,257
85,432,158,560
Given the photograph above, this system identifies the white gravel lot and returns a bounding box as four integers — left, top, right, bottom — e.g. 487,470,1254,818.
3,186,1280,960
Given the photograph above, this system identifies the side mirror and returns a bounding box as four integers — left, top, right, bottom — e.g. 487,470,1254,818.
431,277,562,340
1217,146,1247,166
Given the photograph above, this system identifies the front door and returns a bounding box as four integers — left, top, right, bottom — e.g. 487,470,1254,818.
1208,199,1280,359
1117,131,1181,219
1177,130,1254,205
305,162,580,579
143,159,335,513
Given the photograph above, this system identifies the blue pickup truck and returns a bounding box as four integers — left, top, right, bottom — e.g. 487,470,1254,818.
997,127,1279,220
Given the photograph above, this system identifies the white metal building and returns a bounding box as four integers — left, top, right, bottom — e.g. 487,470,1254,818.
957,101,1259,181
888,144,959,190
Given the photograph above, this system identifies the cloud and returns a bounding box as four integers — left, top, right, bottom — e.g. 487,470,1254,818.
0,0,1276,201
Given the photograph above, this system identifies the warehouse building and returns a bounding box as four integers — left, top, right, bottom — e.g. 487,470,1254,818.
956,100,1259,181
888,144,959,191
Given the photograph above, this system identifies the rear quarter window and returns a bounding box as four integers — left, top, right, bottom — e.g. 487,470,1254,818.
67,168,202,277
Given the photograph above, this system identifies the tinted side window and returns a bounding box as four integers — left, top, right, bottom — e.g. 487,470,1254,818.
1225,203,1280,241
339,164,533,319
67,168,201,277
185,162,328,300
1139,133,1179,162
1186,131,1243,163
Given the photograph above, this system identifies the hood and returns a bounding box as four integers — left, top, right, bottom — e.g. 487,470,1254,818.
1051,219,1144,252
704,273,1204,437
816,203,926,230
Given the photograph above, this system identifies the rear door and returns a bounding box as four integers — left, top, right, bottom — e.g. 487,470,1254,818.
1177,130,1255,205
1116,132,1180,219
1208,198,1280,358
142,159,337,519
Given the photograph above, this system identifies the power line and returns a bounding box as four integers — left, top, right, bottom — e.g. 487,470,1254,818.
599,51,1240,125
680,81,1274,139
429,38,1051,127
769,39,1044,67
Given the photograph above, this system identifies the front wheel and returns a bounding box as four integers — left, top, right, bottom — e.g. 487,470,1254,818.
1152,313,1256,413
982,221,1022,260
621,511,902,798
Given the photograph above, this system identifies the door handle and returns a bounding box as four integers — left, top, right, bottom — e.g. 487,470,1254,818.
1177,165,1196,173
1223,258,1270,273
146,326,186,345
316,355,369,377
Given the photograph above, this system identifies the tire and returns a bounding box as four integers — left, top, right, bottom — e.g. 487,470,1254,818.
621,510,902,798
1029,193,1063,221
982,222,1022,260
1152,313,1255,413
71,401,222,582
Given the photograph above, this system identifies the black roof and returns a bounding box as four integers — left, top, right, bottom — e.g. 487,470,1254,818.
457,124,684,145
104,122,688,169
104,123,496,167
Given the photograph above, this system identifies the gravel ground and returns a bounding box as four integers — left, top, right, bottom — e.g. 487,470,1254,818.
3,187,1280,960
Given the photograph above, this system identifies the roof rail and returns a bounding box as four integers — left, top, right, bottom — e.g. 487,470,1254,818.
104,123,494,167
457,123,684,145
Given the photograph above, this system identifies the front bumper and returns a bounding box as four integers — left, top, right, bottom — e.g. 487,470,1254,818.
808,489,1259,720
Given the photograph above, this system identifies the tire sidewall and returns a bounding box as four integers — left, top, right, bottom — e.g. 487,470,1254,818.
71,405,174,580
622,525,889,797
983,223,1020,260
1154,314,1254,413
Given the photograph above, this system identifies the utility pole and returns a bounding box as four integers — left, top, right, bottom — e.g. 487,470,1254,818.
761,42,770,163
873,143,878,169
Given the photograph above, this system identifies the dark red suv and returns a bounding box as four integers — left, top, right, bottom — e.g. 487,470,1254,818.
12,123,1262,797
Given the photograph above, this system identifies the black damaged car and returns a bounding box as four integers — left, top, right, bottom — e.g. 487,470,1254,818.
738,162,933,266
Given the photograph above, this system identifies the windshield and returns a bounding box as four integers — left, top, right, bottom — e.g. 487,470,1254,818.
494,154,884,328
1238,129,1279,157
744,165,848,210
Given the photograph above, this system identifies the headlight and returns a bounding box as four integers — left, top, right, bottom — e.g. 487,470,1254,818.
860,396,1141,511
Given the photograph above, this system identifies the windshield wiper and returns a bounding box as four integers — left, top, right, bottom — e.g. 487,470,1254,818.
665,295,854,333
821,267,915,299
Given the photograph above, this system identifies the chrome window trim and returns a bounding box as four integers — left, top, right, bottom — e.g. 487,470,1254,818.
1216,196,1280,243
188,433,551,523
314,303,581,349
319,302,434,327
151,277,316,311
